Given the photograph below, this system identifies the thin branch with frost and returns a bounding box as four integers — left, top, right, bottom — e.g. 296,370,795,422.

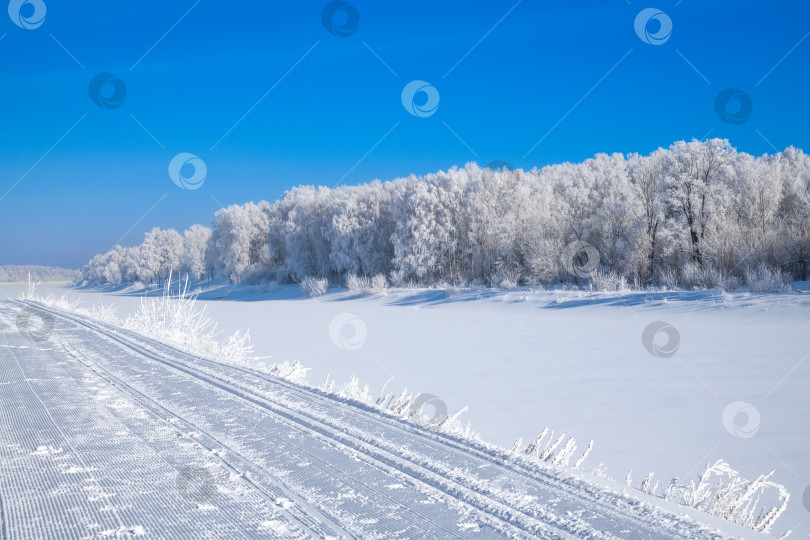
539,433,565,462
523,428,548,457
551,437,577,467
574,440,593,469
640,471,654,494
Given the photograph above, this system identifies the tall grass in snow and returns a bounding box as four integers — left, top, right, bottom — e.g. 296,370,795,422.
29,271,254,363
513,428,593,470
124,271,253,361
320,374,476,439
639,459,789,534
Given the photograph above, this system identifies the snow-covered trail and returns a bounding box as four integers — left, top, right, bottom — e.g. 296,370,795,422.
0,300,740,539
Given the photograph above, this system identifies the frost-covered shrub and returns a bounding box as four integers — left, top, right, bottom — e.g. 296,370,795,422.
126,276,219,354
125,273,253,359
346,273,388,295
590,269,628,292
499,277,517,289
681,263,739,291
346,273,369,294
660,459,789,534
300,276,328,297
492,268,520,290
219,329,254,362
745,263,792,293
388,269,406,287
87,302,118,323
41,294,82,312
370,274,388,294
657,267,679,290
33,272,254,362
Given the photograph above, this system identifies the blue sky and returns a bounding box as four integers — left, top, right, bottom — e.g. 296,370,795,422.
1,0,808,268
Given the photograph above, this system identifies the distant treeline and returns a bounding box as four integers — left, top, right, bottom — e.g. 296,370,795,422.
0,265,78,283
80,139,809,291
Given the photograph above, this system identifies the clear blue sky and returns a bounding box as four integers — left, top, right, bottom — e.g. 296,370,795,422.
1,0,808,268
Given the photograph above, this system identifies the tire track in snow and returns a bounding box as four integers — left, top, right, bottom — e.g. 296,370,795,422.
61,341,361,540
0,327,129,536
29,301,736,540
48,308,555,538
1,302,318,539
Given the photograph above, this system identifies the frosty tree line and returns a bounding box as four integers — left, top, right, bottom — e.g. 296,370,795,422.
80,139,810,291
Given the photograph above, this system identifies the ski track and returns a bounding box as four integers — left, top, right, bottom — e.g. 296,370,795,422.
0,300,740,539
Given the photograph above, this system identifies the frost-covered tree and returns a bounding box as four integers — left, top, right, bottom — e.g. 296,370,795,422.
211,202,271,282
664,139,732,266
79,139,810,290
182,225,212,280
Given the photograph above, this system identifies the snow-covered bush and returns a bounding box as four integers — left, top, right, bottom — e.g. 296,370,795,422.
656,460,789,534
300,276,328,297
657,267,679,290
347,273,388,295
128,277,253,361
219,330,253,362
492,268,521,290
126,276,218,354
388,269,406,287
28,273,254,362
370,274,388,294
87,302,118,323
744,263,792,293
681,263,740,291
590,269,629,292
346,274,369,294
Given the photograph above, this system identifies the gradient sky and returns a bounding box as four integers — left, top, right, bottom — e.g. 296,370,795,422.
1,0,809,268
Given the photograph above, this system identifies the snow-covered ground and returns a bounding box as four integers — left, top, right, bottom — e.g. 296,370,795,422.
1,282,808,538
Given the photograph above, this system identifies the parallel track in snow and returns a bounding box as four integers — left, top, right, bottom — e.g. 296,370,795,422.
61,341,352,539
40,304,573,539
0,299,737,539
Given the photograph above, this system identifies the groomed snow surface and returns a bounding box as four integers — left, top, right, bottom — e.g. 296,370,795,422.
1,282,808,538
